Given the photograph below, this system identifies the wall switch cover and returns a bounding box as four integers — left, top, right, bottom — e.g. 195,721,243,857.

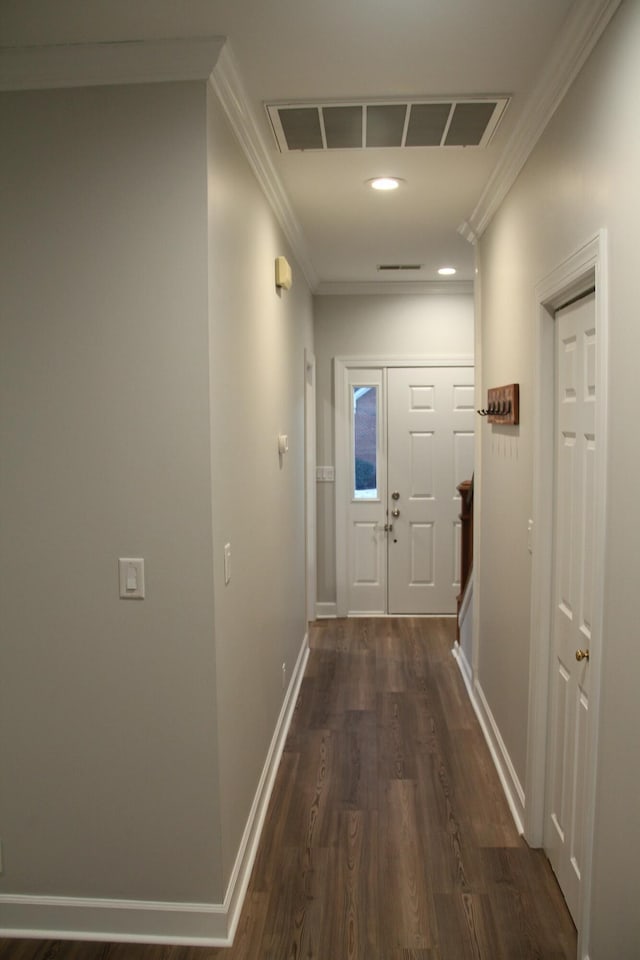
119,558,145,599
316,465,335,482
224,543,231,585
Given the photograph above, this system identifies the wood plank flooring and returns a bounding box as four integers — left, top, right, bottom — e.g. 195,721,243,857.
0,618,577,960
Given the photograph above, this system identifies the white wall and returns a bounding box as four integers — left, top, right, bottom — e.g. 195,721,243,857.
313,293,474,604
0,82,222,903
0,74,314,940
206,85,314,885
477,2,640,955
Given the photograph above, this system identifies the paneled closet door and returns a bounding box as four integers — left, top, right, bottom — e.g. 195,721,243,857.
545,291,596,923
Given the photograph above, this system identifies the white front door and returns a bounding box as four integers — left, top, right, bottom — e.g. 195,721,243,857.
387,366,475,614
345,368,387,614
340,363,474,616
545,291,596,923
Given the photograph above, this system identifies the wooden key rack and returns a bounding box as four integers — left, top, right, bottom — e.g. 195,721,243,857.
477,383,519,425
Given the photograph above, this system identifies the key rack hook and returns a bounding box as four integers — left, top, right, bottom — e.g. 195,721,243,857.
477,384,519,425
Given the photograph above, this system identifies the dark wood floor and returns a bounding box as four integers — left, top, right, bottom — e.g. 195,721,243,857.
0,617,576,960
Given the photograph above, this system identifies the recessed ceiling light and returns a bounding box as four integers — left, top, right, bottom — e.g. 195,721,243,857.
438,266,457,276
369,177,402,191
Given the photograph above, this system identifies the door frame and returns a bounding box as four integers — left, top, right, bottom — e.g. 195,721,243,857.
304,349,317,625
334,355,474,618
526,232,608,953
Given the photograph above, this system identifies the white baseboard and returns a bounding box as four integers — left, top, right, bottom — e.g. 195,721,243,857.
223,630,309,942
0,897,229,946
452,641,473,691
314,603,457,620
452,647,525,835
315,601,337,618
458,570,474,623
0,632,310,946
350,613,456,618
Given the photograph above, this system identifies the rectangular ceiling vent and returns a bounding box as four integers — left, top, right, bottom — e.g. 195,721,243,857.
377,264,422,271
266,97,509,153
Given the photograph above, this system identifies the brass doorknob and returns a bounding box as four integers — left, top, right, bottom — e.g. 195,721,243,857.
575,649,590,662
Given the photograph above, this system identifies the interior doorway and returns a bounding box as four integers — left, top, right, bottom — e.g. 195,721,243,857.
335,358,474,616
527,232,608,956
545,290,596,923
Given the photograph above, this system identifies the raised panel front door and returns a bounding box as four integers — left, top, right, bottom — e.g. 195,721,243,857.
387,366,474,614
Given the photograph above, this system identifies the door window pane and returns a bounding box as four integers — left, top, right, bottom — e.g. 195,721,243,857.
353,386,378,498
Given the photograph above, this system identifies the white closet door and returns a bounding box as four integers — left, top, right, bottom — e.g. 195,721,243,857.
545,292,596,923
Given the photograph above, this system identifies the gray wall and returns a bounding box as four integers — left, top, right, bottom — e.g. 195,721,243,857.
206,86,314,884
0,75,313,916
313,293,474,604
476,2,640,954
0,81,222,902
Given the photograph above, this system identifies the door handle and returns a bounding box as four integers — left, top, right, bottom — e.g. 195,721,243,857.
391,508,400,518
575,649,590,662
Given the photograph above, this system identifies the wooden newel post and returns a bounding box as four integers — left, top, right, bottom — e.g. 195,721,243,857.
456,477,474,640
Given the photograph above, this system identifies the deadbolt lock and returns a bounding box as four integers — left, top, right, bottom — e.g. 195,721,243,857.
391,491,400,500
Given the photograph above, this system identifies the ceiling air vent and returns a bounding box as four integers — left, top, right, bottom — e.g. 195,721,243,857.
267,97,509,153
377,264,423,272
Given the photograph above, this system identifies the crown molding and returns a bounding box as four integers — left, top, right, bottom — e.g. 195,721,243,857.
209,44,319,291
314,280,473,297
0,35,319,290
0,37,225,91
462,0,622,241
457,220,479,245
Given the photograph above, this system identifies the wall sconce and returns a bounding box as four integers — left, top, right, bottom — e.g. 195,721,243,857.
275,256,292,290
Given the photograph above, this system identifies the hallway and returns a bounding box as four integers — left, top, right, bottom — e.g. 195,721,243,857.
0,618,576,960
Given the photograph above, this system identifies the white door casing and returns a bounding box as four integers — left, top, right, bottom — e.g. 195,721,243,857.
545,292,596,922
305,350,317,624
335,357,474,617
387,366,475,614
527,231,607,960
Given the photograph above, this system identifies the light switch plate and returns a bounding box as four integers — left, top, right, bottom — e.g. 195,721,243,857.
316,465,335,482
224,543,231,585
119,558,145,599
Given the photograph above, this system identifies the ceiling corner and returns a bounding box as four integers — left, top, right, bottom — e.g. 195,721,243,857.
0,36,226,91
210,43,318,291
314,280,474,297
465,0,623,240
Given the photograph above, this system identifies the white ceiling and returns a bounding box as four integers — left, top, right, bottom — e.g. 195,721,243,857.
1,0,600,291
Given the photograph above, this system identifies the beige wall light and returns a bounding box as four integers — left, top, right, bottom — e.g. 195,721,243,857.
275,255,293,290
